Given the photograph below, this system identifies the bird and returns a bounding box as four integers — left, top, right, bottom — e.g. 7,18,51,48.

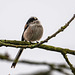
11,17,43,68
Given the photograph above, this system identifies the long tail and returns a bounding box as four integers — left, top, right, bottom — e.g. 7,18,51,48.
11,48,24,68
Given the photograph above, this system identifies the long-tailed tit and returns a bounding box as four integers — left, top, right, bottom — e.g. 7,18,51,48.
11,17,43,68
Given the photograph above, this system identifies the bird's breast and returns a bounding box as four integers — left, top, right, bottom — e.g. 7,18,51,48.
23,24,43,41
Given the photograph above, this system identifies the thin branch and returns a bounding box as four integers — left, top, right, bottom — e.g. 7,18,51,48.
61,52,75,75
0,14,75,75
34,14,75,47
18,70,50,75
0,15,75,47
0,53,69,68
0,54,71,75
0,15,75,48
0,40,75,55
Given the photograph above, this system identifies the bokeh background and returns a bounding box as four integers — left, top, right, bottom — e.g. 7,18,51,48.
0,0,75,75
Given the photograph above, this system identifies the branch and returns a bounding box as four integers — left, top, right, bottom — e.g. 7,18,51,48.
34,14,75,47
0,54,71,75
0,14,75,74
0,40,75,55
62,52,75,75
0,14,75,56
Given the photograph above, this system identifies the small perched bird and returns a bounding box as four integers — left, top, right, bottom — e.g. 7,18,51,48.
11,17,43,68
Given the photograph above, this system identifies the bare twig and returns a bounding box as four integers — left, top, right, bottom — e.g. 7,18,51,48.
34,14,75,47
0,14,75,75
0,54,71,75
0,40,75,55
61,52,75,75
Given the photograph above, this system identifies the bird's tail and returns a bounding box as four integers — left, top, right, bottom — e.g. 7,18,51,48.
11,48,24,68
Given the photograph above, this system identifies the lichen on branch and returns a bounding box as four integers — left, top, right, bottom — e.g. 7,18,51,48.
0,14,75,74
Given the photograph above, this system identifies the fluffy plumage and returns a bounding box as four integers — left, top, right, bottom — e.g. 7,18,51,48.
11,17,43,68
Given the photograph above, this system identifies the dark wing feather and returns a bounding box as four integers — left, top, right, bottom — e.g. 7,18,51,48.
21,33,24,41
21,24,29,41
